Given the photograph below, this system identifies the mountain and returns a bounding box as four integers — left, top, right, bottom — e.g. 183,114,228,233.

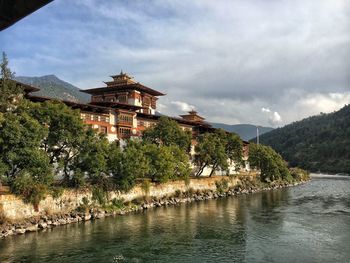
15,75,90,103
255,105,350,174
210,123,274,141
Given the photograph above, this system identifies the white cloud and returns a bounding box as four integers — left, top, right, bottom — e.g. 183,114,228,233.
2,0,349,127
297,92,350,114
170,101,196,113
261,107,271,113
269,112,282,125
261,107,282,126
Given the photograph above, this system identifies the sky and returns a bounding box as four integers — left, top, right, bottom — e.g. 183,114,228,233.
1,0,349,127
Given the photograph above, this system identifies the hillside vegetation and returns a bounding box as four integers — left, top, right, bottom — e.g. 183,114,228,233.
256,105,350,174
15,75,90,103
211,123,274,140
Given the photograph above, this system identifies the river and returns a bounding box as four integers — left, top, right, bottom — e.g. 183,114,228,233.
0,175,349,263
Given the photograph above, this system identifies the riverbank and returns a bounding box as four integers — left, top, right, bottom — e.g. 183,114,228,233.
0,175,308,239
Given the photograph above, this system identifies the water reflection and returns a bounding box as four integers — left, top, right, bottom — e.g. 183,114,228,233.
1,178,350,263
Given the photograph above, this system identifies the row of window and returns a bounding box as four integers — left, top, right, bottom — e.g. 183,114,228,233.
81,113,110,123
119,128,131,136
118,114,133,124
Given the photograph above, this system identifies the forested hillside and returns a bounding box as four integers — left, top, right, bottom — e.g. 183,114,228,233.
256,105,350,174
211,123,273,140
15,75,90,103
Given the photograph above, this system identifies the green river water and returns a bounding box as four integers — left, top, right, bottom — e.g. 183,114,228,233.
0,175,349,263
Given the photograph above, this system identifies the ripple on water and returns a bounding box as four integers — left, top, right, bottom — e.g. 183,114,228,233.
1,177,350,263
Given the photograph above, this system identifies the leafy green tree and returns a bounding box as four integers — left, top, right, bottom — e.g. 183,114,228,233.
0,52,22,112
10,171,51,211
109,141,149,192
144,143,176,183
0,102,53,207
195,130,228,176
249,143,291,182
143,116,192,152
28,100,86,181
0,109,51,181
75,129,110,188
169,145,191,180
226,132,243,170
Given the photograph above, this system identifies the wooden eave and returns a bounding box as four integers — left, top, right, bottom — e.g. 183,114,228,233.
27,95,111,114
0,0,53,31
81,83,165,97
136,112,213,129
179,114,205,121
89,101,144,111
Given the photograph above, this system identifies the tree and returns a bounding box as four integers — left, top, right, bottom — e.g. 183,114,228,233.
142,116,192,152
144,143,176,183
75,129,110,188
168,145,191,180
195,130,229,176
0,52,22,112
0,103,53,208
226,132,243,171
0,109,51,181
249,143,291,182
28,100,86,181
109,141,149,192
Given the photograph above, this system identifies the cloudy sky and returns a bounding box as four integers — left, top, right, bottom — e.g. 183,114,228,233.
1,0,349,127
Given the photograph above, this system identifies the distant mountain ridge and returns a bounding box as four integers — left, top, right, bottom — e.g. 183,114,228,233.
256,105,350,174
15,75,90,103
15,75,274,141
210,123,274,141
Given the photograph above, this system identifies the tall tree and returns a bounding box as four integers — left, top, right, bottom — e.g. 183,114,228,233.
28,100,86,181
142,116,192,152
0,52,22,112
225,132,243,171
249,143,291,182
144,143,176,183
168,145,191,180
109,141,149,192
0,109,50,180
194,130,229,176
0,103,53,207
75,129,110,188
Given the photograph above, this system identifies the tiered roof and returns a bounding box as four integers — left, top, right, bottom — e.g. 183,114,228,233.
180,110,206,122
81,71,165,96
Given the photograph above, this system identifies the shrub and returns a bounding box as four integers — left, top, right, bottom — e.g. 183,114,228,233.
111,198,125,209
290,167,310,181
77,197,91,213
51,186,64,199
10,172,48,211
70,170,86,188
92,187,107,206
215,178,229,194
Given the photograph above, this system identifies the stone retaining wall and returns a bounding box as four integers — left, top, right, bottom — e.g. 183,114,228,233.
0,174,308,239
0,176,240,221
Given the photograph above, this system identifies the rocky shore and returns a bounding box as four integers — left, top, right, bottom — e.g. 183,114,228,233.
0,179,307,239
